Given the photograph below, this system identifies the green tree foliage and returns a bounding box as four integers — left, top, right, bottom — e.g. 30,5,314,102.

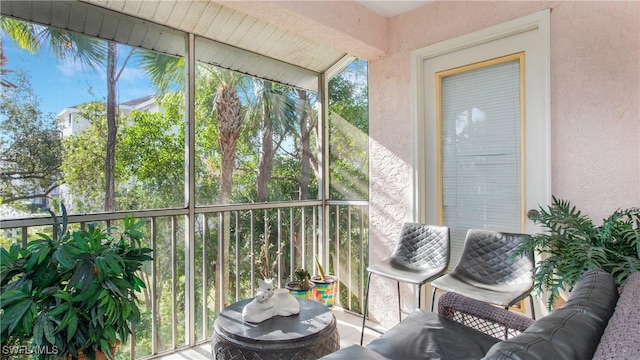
0,71,63,206
118,94,185,209
328,60,369,200
61,96,186,212
60,102,110,213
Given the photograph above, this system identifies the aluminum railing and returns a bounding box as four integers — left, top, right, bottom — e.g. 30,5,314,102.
0,200,369,359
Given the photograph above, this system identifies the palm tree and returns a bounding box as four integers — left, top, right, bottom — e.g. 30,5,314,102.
214,71,243,206
245,80,297,202
296,89,319,200
213,69,243,306
141,54,247,305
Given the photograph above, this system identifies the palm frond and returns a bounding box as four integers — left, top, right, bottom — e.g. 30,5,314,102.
0,17,40,53
139,50,185,95
45,29,106,72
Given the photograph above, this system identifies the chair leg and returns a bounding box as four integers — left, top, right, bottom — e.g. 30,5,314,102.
529,294,536,320
430,288,437,312
397,281,402,322
503,306,510,340
360,272,373,346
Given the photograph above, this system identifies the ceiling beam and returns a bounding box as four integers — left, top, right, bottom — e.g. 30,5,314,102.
218,0,388,61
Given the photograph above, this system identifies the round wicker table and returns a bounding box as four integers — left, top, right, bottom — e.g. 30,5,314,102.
211,298,340,360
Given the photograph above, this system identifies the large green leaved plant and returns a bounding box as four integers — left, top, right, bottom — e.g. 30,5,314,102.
516,197,640,310
0,205,152,359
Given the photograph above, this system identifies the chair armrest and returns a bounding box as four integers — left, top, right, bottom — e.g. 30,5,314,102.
437,292,534,340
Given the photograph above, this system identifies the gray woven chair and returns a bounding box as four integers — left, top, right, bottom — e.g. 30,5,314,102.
360,223,449,345
430,229,535,319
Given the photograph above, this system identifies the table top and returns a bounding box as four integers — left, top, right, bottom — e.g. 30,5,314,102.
214,299,335,346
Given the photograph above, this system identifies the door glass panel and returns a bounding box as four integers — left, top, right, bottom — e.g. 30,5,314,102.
439,54,523,265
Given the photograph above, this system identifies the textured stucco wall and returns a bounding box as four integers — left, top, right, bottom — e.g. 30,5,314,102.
367,1,639,327
550,1,639,220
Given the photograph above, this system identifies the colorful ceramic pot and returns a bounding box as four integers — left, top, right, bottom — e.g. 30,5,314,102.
311,275,338,307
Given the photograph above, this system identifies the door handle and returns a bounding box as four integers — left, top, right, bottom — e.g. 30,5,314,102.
527,209,540,220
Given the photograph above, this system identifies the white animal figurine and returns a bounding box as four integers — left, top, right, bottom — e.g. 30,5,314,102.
273,288,300,316
242,289,275,323
258,278,275,299
242,278,299,323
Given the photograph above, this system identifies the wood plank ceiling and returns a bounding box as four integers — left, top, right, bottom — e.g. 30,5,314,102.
0,0,350,90
83,0,350,90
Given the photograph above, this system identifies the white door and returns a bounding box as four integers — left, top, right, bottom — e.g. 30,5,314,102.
413,11,551,266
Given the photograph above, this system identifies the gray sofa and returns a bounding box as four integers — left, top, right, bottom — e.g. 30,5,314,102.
322,268,640,360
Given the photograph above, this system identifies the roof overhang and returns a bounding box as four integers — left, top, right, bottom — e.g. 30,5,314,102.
1,0,369,91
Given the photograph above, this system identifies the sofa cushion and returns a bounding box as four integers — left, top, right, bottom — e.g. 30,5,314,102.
483,268,618,360
593,271,640,359
366,309,500,360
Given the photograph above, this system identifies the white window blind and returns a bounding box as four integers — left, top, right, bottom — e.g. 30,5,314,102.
440,58,522,267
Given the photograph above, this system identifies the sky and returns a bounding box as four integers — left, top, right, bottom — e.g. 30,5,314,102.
2,33,157,116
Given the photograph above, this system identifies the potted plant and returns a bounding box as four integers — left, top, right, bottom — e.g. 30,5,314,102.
311,256,339,307
516,196,640,310
0,205,153,360
285,268,315,300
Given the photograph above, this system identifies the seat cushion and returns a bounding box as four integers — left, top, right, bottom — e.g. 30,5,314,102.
368,258,445,285
431,272,532,306
483,269,618,360
431,229,533,307
366,309,500,360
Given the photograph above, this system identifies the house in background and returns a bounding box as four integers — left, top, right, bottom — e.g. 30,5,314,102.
53,95,160,207
57,95,159,137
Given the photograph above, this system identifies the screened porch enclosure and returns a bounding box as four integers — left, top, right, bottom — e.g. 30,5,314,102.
0,1,369,359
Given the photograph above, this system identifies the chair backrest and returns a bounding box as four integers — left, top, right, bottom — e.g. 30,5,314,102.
453,229,533,286
391,223,450,271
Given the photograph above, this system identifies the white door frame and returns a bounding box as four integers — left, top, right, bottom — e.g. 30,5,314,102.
411,10,552,228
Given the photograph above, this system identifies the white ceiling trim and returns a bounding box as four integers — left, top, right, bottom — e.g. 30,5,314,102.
1,0,359,91
86,0,348,74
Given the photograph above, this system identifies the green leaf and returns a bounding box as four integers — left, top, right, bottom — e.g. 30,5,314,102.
103,252,124,275
122,302,131,321
0,298,34,335
33,314,44,345
103,279,126,298
54,245,73,269
53,290,73,302
56,308,71,333
47,302,70,317
0,288,27,301
132,275,146,290
68,261,94,290
100,339,110,356
43,316,56,345
67,311,78,342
